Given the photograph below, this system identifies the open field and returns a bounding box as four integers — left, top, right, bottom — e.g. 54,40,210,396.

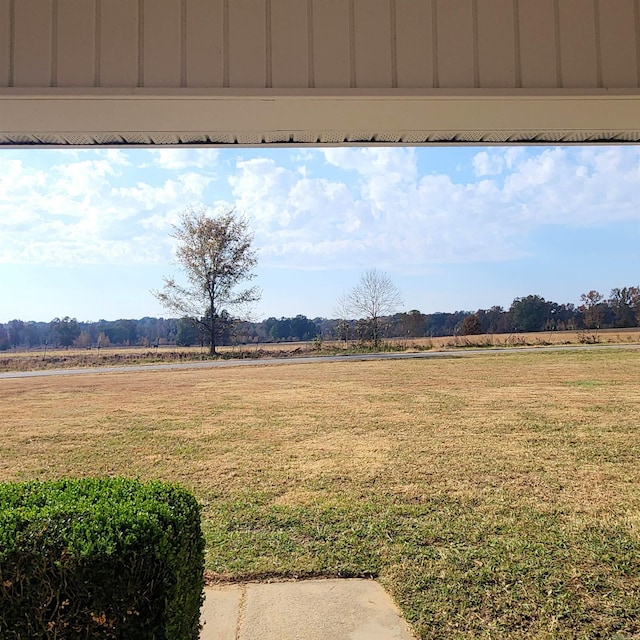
2,327,639,373
1,349,639,637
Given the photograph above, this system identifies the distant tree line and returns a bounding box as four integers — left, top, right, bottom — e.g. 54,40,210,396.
1,286,639,352
0,317,179,351
388,287,640,338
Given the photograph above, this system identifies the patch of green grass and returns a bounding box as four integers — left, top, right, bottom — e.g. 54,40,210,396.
390,507,640,638
203,495,386,578
565,379,605,388
202,492,640,638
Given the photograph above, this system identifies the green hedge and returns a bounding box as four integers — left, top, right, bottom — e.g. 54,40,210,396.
0,477,205,639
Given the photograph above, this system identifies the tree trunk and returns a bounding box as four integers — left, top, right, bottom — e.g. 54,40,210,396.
209,323,216,355
372,318,380,349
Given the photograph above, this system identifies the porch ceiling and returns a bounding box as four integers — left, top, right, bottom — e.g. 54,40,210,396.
2,1,640,147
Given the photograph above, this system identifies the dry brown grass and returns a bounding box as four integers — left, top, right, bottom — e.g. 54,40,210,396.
1,348,639,513
2,348,639,637
393,326,640,350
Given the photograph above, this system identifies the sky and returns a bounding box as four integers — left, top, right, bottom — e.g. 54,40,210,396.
0,145,639,323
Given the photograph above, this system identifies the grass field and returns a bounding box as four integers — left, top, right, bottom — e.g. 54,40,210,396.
1,348,639,638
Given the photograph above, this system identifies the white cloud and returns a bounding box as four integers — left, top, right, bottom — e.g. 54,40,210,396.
115,172,211,209
226,149,514,269
228,157,298,227
323,147,417,181
1,146,639,274
501,147,640,227
101,149,131,165
148,149,219,170
0,153,213,266
224,146,640,271
472,150,503,177
0,159,47,194
50,159,118,200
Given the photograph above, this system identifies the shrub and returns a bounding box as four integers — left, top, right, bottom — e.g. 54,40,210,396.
0,477,205,639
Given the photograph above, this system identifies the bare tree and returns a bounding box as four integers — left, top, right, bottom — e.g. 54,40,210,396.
153,206,260,355
333,294,353,346
342,268,402,348
579,290,607,329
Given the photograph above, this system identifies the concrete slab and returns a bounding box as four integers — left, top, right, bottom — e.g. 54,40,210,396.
200,579,416,640
200,585,243,640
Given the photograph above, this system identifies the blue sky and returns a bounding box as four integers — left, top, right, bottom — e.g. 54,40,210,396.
0,145,638,323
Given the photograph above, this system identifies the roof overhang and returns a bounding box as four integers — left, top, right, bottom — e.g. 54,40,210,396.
2,89,640,147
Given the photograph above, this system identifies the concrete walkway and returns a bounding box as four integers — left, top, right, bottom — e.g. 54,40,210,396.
200,579,417,640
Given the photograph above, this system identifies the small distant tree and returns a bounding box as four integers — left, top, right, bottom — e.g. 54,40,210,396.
290,315,318,341
399,310,426,338
73,332,92,349
7,320,25,348
335,319,351,345
0,325,9,351
579,290,607,329
631,286,640,324
25,322,42,348
460,314,482,336
476,305,509,334
333,295,353,346
355,318,374,343
608,286,638,328
97,332,110,348
50,317,80,347
153,206,260,355
508,295,553,332
341,268,403,349
176,318,200,347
